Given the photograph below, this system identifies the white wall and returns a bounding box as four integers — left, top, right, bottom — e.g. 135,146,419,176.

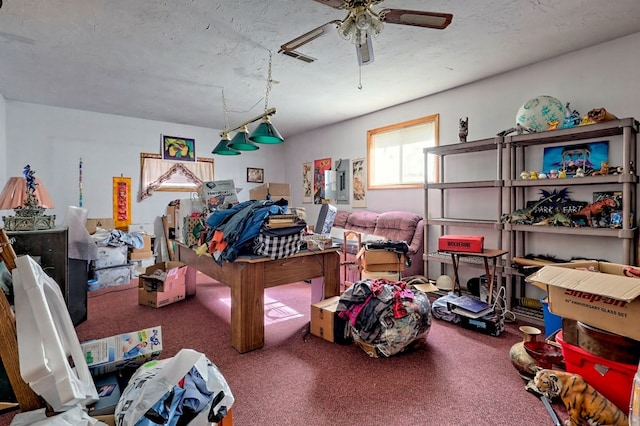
284,31,640,283
285,32,640,223
4,102,287,233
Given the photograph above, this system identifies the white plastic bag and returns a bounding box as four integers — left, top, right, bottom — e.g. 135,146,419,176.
115,349,234,425
10,406,108,426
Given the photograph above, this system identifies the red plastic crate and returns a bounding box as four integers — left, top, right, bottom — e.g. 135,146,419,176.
556,331,637,413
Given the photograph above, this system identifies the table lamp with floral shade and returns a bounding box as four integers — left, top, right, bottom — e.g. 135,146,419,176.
0,165,56,231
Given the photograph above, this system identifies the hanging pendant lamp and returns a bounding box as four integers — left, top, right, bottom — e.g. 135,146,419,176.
249,50,284,144
212,132,240,155
228,125,259,151
249,116,284,144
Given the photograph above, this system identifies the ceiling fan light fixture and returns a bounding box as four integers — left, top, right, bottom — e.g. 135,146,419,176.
212,133,241,156
228,126,259,151
338,17,357,41
249,116,284,144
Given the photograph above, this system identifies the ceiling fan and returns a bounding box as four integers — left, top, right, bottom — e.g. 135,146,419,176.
279,0,453,65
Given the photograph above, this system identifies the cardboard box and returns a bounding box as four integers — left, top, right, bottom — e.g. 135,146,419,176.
87,374,121,416
81,326,162,377
130,235,152,253
357,248,406,272
361,270,401,280
166,205,178,227
138,261,196,307
249,182,290,201
129,250,154,260
527,261,640,341
138,287,185,308
86,218,115,234
310,296,351,344
438,235,484,253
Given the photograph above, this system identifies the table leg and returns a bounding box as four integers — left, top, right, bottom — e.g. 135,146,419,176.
483,258,493,304
230,263,265,353
450,253,461,296
323,251,341,298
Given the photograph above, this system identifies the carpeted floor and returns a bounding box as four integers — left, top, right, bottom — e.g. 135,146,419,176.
0,273,569,425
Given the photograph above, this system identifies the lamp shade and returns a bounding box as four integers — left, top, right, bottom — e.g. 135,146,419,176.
0,177,55,210
228,126,259,151
212,134,241,156
249,118,284,144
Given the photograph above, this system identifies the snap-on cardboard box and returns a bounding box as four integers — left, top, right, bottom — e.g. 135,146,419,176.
357,247,406,272
527,261,640,341
438,235,484,253
81,326,163,377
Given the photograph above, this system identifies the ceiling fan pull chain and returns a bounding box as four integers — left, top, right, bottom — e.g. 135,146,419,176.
358,64,363,90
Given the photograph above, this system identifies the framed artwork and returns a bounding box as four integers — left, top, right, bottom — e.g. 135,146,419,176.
162,135,196,162
314,158,331,204
247,167,264,183
352,158,366,208
302,162,313,204
113,176,132,230
542,141,609,176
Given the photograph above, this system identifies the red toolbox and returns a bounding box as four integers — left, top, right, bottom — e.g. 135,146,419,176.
438,235,484,253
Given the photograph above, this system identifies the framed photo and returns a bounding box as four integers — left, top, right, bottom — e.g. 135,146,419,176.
162,135,196,162
542,141,608,176
247,167,264,183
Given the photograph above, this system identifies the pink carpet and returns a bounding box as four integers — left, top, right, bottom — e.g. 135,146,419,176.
0,273,569,425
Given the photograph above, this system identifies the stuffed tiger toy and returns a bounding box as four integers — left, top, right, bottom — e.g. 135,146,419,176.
531,369,628,426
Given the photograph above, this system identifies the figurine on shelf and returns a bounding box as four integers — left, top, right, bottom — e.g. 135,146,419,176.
458,117,469,143
538,172,547,179
548,169,558,179
558,169,567,178
529,171,538,179
520,171,530,180
574,167,585,178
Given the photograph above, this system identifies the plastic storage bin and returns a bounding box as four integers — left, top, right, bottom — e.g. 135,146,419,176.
541,297,562,337
557,330,638,413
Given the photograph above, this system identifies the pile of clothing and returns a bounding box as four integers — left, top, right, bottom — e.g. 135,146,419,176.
336,278,432,357
203,199,288,263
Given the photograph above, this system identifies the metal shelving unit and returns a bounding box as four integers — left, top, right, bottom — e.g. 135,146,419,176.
504,118,639,323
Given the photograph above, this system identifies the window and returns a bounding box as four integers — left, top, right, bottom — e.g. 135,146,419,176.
367,114,439,188
139,153,214,200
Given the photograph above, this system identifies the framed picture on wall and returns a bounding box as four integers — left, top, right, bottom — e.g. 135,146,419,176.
247,167,264,183
162,135,196,162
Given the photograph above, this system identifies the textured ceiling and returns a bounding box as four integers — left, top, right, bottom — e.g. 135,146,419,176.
1,0,640,139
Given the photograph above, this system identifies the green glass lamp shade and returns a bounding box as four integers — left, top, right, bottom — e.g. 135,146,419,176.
249,118,284,144
212,134,240,155
229,127,259,151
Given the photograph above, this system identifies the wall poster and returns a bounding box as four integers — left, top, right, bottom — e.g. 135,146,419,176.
313,158,331,204
352,158,366,208
113,176,132,230
302,162,313,204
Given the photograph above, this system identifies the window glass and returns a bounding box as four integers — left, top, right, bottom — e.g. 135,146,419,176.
367,114,439,188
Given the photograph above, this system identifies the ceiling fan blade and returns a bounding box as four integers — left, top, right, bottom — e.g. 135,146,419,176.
279,20,340,62
380,9,453,29
356,34,374,65
311,0,348,10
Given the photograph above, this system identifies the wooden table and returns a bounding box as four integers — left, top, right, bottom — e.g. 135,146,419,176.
440,248,508,304
175,244,340,353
